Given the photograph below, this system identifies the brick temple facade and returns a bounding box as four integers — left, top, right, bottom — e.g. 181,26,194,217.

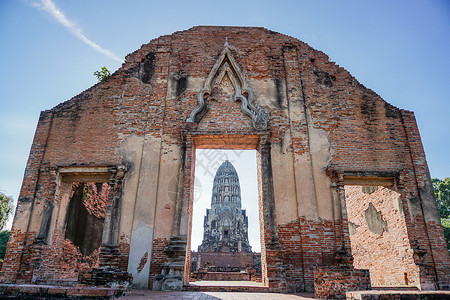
2,26,449,298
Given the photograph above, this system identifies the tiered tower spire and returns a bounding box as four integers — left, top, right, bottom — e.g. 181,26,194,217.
198,160,252,252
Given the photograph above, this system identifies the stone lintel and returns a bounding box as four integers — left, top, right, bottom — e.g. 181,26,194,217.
193,134,260,150
58,166,112,182
343,176,395,187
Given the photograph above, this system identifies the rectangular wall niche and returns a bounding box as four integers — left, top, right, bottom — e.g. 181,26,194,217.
62,182,111,275
345,185,420,287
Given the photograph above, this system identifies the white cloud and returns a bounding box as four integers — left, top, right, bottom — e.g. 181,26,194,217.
30,0,122,62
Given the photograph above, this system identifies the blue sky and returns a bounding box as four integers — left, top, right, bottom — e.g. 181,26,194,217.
0,0,449,233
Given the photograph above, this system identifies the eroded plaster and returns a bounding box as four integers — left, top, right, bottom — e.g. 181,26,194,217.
127,220,154,288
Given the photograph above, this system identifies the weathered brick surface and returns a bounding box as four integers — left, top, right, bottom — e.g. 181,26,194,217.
2,26,449,298
314,266,371,299
118,234,131,271
148,238,169,288
14,182,112,285
200,272,251,281
192,252,255,270
78,268,132,289
277,218,341,293
345,186,420,287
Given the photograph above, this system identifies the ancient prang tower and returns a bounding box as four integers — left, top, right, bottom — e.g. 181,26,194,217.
2,26,449,298
198,160,251,253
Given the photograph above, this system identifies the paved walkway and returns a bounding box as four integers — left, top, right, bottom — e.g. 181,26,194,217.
120,290,316,300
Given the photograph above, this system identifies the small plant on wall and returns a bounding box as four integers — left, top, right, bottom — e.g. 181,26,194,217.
93,66,111,82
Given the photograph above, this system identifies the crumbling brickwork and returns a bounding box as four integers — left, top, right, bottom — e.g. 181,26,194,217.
148,238,169,288
7,181,112,286
345,185,420,287
1,26,448,298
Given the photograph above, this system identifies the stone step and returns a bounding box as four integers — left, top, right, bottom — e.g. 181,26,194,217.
169,242,187,247
372,285,420,291
164,259,185,266
347,290,450,299
183,284,269,293
165,245,186,250
33,279,77,287
166,258,186,262
170,236,187,242
0,284,128,298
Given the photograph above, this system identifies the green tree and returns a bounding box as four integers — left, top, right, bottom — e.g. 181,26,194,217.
93,66,111,82
0,193,14,230
441,219,450,253
0,193,13,261
432,178,450,219
432,178,450,252
0,230,9,260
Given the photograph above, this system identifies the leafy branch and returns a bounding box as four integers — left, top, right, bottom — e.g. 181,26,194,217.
93,66,111,82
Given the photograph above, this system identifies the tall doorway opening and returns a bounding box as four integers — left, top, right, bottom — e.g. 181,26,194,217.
184,135,268,287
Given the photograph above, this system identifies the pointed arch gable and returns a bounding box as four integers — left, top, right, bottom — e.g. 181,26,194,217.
186,43,269,130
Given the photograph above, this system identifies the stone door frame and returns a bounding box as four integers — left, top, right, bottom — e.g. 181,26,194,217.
180,133,275,286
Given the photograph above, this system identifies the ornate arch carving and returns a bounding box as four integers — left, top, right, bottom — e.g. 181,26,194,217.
186,41,269,130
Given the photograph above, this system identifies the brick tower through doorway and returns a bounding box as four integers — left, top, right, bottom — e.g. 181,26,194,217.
198,160,252,253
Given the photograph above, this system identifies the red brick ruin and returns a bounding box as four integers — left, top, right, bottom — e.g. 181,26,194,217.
1,27,449,298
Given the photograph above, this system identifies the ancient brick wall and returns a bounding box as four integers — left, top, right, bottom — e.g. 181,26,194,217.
314,267,371,299
148,238,169,288
192,252,256,270
2,26,448,297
